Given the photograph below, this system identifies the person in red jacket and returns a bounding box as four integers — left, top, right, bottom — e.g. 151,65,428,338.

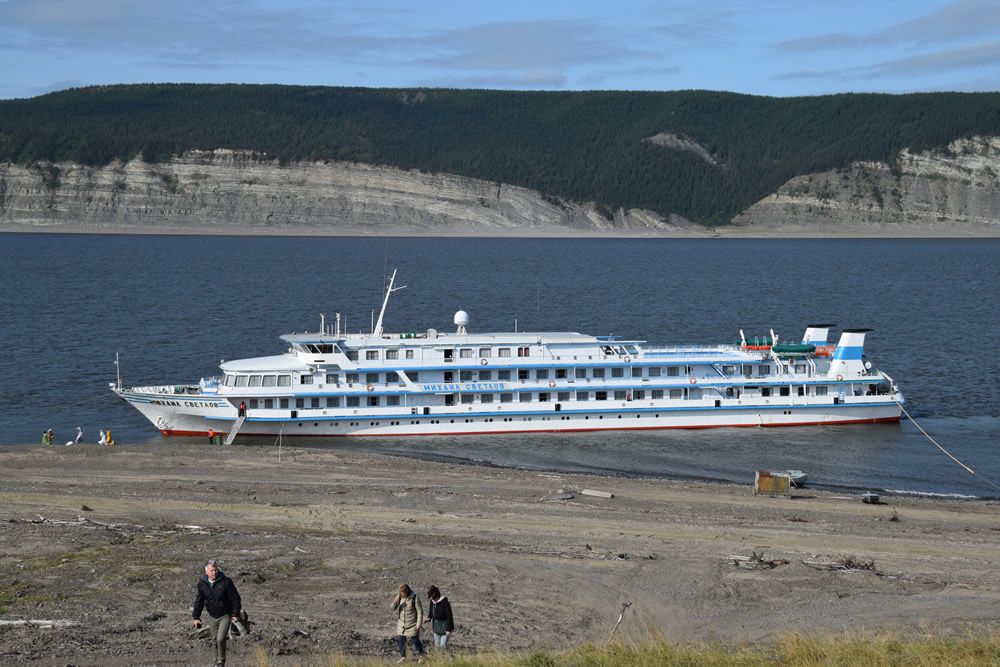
192,559,242,667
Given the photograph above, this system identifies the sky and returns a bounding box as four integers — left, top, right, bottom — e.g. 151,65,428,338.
0,0,997,100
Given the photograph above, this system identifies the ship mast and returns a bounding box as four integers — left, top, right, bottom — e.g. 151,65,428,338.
373,269,405,338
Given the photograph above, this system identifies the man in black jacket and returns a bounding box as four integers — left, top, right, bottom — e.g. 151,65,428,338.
192,559,242,667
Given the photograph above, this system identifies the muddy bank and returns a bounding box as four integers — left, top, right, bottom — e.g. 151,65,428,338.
1,442,998,665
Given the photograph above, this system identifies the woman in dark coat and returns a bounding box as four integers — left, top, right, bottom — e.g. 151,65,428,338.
424,585,454,650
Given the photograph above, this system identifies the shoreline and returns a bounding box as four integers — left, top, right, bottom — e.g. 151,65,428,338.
2,442,999,665
2,222,1000,238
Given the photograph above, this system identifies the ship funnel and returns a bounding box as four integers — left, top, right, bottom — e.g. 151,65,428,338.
802,323,835,345
828,328,873,379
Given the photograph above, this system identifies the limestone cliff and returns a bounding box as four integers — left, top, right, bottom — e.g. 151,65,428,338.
732,136,1000,234
0,150,695,235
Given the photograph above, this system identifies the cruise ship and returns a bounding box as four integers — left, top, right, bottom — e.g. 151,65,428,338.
113,272,903,442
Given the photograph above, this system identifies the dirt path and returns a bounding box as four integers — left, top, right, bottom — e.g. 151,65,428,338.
1,442,998,665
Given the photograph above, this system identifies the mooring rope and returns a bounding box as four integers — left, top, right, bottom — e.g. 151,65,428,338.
897,401,1000,495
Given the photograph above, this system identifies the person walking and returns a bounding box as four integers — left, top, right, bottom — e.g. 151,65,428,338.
391,583,425,663
192,559,242,667
207,428,216,445
41,428,54,445
425,585,454,651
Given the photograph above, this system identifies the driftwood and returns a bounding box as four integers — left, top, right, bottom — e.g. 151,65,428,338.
581,489,615,499
608,601,632,642
0,619,80,628
802,557,876,572
729,551,790,569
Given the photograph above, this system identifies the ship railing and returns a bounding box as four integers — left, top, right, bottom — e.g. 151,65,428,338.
127,384,200,395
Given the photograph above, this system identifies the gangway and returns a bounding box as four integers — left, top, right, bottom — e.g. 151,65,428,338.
224,415,246,445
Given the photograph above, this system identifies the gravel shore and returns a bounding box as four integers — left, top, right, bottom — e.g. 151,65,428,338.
1,442,998,665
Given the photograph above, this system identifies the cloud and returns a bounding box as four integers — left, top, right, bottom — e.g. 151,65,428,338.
862,40,1000,77
775,0,1000,54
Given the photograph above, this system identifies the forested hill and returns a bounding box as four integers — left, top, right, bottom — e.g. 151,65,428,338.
1,84,998,225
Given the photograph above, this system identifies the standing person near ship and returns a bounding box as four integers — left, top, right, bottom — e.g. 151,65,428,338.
238,401,246,418
424,585,454,651
391,583,425,663
207,428,216,445
192,559,242,667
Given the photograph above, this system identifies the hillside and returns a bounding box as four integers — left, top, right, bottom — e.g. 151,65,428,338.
1,85,999,228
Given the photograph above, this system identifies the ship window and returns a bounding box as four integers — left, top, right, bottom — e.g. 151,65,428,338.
593,368,605,378
536,369,549,380
759,365,770,375
328,397,341,407
664,367,676,377
249,399,259,409
577,391,589,401
409,371,419,382
345,350,358,361
366,350,379,361
346,373,359,384
280,398,289,409
479,370,492,380
386,349,399,360
669,389,683,399
555,369,567,379
557,391,570,401
538,393,550,402
300,374,313,385
795,364,807,374
387,395,400,406
519,393,532,402
518,369,529,380
575,368,587,379
500,393,513,403
347,397,360,407
460,370,473,381
278,375,291,387
262,375,276,387
762,387,772,397
498,370,511,380
249,375,262,387
743,365,754,377
264,399,274,409
479,348,492,358
798,386,805,396
386,372,399,383
224,375,235,386
481,394,494,403
366,373,380,384
631,367,643,378
310,398,320,408
326,373,339,384
614,390,627,400
517,347,530,357
405,349,415,359
816,386,828,396
634,390,645,400
649,367,662,377
723,365,736,375
296,398,304,408
595,391,608,401
460,348,473,358
652,389,664,399
368,396,379,407
499,348,511,357
612,368,624,378
461,394,474,404
779,386,790,396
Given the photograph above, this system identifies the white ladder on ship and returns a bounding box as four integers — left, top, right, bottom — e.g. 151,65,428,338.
224,415,246,445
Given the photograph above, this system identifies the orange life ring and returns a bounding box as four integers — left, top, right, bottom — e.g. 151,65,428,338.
689,377,697,384
480,359,488,365
836,374,843,381
548,380,556,388
366,384,374,391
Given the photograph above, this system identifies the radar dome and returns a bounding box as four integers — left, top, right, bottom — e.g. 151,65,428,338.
454,310,470,334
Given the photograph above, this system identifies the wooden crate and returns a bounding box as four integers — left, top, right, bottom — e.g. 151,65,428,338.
754,471,791,497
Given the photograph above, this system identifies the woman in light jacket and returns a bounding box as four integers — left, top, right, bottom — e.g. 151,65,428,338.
391,583,425,662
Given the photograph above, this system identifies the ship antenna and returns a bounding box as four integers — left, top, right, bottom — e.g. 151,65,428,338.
320,314,326,335
114,352,122,390
373,269,406,338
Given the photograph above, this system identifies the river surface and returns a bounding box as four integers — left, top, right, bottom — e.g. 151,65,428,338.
1,234,997,497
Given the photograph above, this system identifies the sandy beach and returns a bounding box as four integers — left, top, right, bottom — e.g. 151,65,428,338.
1,442,999,665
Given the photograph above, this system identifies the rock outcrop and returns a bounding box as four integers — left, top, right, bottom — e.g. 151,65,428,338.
0,150,696,235
732,136,1000,234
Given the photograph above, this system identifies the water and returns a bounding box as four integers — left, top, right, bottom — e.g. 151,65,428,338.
1,234,998,497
